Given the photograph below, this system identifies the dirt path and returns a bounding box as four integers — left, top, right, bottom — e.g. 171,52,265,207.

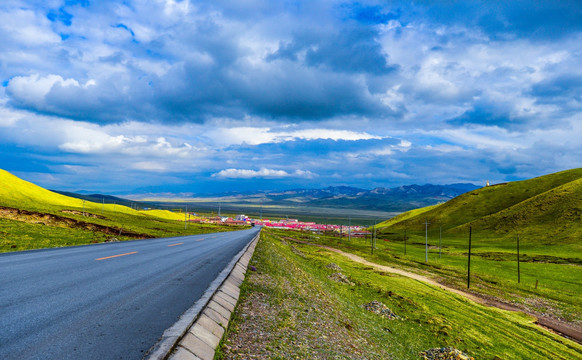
285,237,582,344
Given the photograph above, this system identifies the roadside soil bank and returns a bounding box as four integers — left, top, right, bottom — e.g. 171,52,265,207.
0,206,151,239
284,237,582,344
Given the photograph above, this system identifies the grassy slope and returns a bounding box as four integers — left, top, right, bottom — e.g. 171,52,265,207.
376,204,438,228
376,168,582,256
377,168,582,234
219,229,582,359
461,177,582,243
274,170,582,324
1,169,137,215
0,169,241,252
1,169,86,209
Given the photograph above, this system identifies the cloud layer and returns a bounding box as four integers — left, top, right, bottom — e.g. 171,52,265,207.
0,0,580,193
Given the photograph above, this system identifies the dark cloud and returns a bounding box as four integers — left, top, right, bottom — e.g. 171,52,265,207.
269,26,397,75
5,73,156,123
6,20,400,124
421,0,582,40
229,64,394,120
447,104,515,128
482,1,582,40
4,0,581,128
530,74,582,103
266,39,306,62
304,26,398,75
230,138,399,156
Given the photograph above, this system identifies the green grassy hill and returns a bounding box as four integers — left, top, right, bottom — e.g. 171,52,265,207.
1,169,88,209
0,169,239,252
0,169,192,220
361,168,582,323
377,168,582,246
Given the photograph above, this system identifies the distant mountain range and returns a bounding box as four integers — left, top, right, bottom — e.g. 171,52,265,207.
174,183,481,212
55,183,480,213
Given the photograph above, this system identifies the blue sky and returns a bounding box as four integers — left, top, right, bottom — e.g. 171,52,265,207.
0,0,581,195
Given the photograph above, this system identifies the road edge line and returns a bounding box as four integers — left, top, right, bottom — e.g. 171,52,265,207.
145,230,261,360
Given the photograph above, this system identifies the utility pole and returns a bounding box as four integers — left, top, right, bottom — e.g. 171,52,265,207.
218,203,221,217
424,219,430,262
517,234,521,283
102,197,105,214
467,227,472,289
184,206,188,230
348,216,351,241
83,200,86,217
404,229,407,255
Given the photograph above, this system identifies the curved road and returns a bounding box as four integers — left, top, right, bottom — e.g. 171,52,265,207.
0,227,260,360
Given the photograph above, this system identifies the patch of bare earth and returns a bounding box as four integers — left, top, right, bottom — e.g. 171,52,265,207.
221,267,390,359
0,206,149,238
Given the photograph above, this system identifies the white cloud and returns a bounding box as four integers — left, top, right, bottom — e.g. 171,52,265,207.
415,54,461,99
160,0,192,17
132,161,167,171
287,129,381,142
429,127,525,150
0,8,60,46
7,74,95,107
0,100,24,127
60,135,127,153
212,168,316,179
209,126,381,146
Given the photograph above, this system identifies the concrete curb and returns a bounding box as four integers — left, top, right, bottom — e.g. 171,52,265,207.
145,230,260,360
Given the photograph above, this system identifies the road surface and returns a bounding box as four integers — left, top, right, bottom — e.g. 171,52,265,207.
0,227,260,359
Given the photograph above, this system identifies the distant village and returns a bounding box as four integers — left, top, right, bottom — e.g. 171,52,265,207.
189,214,370,236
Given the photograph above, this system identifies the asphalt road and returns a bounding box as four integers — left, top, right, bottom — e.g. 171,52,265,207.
0,227,260,360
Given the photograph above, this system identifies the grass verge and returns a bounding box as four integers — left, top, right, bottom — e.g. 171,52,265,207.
293,229,582,326
217,228,582,359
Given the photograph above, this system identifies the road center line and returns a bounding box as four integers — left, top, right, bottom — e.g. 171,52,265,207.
95,251,138,261
168,243,184,247
196,238,205,242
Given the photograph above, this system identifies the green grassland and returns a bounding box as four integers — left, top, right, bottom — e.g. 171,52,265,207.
377,168,582,244
309,168,582,323
219,228,582,359
272,227,582,323
0,169,245,252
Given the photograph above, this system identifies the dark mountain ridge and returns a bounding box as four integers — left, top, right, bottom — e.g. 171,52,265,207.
191,183,480,212
54,183,480,213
